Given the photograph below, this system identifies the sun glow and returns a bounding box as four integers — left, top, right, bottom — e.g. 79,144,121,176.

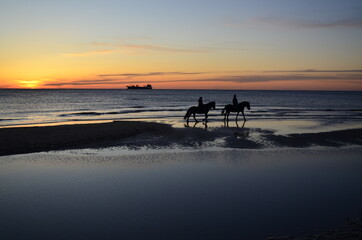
18,80,40,89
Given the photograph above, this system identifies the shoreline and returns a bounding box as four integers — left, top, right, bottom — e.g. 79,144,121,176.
1,120,361,156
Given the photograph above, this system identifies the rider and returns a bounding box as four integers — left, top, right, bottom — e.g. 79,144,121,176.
198,97,204,109
233,95,238,107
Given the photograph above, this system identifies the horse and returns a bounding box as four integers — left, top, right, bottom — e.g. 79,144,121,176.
221,101,250,122
184,101,216,123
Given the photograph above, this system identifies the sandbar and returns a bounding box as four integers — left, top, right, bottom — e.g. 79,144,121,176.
0,121,173,156
1,120,361,156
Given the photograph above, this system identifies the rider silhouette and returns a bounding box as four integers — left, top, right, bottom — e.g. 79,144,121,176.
233,95,238,107
198,97,204,109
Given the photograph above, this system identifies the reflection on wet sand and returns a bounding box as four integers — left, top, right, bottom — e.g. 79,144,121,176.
184,121,209,130
1,147,362,239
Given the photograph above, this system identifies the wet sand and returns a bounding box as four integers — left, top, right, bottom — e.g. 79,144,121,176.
1,120,361,156
0,121,174,156
268,215,362,240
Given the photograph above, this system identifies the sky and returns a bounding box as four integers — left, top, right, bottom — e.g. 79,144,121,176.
0,0,361,90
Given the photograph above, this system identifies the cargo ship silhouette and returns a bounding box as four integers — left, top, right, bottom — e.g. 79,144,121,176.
127,84,152,89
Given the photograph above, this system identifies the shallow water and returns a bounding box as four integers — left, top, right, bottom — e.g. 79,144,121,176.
1,89,361,129
1,147,362,239
174,118,362,135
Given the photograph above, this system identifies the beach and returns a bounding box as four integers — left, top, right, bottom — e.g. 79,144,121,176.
1,119,362,239
2,0,362,238
1,88,361,240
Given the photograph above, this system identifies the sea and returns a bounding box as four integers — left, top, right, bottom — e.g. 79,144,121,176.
0,89,361,128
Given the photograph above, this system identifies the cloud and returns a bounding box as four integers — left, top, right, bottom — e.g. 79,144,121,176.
118,44,209,53
93,41,210,53
228,16,362,30
43,72,211,86
264,69,362,73
148,74,361,84
45,80,119,86
0,83,13,88
43,71,362,87
98,72,209,78
63,49,119,57
222,74,362,83
63,42,210,57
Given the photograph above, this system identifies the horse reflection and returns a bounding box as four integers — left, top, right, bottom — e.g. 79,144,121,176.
184,101,216,123
224,119,246,128
184,121,208,130
222,101,250,122
223,120,249,139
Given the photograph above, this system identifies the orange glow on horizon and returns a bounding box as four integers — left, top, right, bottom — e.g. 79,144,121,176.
1,66,361,91
17,80,41,89
2,77,361,91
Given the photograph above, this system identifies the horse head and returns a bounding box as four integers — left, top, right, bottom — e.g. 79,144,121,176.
239,101,250,110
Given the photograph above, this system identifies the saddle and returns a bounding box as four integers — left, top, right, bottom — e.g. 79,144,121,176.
232,105,239,111
197,105,206,112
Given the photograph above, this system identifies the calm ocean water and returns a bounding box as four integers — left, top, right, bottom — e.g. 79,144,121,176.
0,89,361,127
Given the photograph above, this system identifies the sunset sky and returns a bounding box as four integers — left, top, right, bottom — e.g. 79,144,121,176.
1,0,361,90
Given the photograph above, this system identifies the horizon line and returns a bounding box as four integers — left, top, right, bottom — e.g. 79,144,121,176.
1,88,362,92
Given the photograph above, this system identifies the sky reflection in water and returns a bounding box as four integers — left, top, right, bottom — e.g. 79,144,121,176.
1,147,362,239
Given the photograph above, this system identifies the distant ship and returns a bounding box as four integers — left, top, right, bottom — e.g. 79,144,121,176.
127,84,152,90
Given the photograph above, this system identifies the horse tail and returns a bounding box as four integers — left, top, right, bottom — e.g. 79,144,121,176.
221,107,225,115
184,109,190,119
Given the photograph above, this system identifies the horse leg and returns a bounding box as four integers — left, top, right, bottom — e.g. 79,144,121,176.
193,113,198,122
242,111,246,121
236,111,240,121
186,117,190,124
185,111,190,122
204,113,208,122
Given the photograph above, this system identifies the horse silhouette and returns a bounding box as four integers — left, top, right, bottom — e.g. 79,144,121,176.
184,101,216,123
221,101,250,122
